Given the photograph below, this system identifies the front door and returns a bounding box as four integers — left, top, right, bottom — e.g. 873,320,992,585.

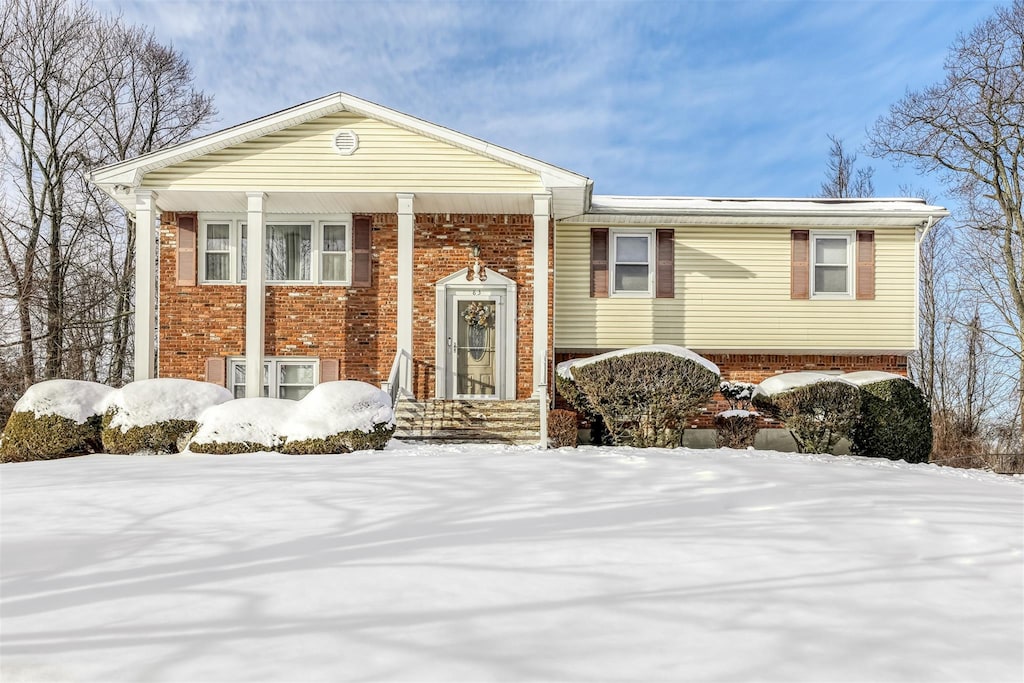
448,291,503,399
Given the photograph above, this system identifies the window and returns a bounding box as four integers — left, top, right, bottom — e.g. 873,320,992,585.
200,214,351,285
611,230,653,295
811,232,853,297
229,357,318,400
204,223,231,281
321,224,348,282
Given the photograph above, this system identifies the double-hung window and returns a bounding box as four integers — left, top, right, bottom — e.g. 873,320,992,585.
201,215,351,285
611,230,653,296
229,357,318,400
811,232,854,298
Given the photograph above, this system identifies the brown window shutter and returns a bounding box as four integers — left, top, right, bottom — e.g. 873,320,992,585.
176,212,197,286
655,229,675,298
352,215,372,288
791,230,810,300
204,357,226,387
319,358,339,382
856,230,875,300
590,228,609,298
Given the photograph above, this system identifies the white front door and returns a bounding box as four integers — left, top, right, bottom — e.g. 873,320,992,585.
448,290,504,399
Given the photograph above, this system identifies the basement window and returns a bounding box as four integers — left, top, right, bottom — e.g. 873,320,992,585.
229,357,318,400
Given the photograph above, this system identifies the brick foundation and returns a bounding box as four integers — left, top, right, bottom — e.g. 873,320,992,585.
157,212,552,400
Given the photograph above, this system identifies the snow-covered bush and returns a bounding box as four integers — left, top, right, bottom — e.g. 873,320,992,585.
188,381,395,454
279,381,395,454
0,380,113,462
547,409,578,448
752,373,860,454
569,345,720,448
101,379,232,454
714,381,759,449
555,360,597,418
845,372,931,464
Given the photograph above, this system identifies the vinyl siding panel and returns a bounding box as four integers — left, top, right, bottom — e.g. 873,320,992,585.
141,112,545,193
554,224,917,351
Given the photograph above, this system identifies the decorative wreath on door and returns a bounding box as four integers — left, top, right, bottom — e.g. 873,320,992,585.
462,302,493,329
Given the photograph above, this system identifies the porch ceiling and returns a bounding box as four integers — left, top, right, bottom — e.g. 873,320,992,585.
141,190,540,216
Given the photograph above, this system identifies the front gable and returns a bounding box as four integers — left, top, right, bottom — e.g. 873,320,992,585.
140,111,547,194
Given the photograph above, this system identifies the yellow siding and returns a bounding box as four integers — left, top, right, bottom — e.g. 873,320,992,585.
140,112,545,193
554,224,917,352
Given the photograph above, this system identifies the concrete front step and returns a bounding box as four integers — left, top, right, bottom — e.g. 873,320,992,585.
394,399,542,445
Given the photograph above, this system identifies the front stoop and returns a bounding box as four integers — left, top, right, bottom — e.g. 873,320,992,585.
394,399,542,445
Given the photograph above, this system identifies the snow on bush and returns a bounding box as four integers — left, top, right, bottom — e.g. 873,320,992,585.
752,373,860,454
101,379,233,454
847,373,931,464
0,380,113,462
714,381,760,449
569,345,719,448
188,381,395,455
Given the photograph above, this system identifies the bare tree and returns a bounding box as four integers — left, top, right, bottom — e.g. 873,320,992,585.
868,0,1024,440
819,134,875,198
0,0,214,393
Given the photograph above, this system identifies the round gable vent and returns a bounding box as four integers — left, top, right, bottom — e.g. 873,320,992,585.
332,129,359,155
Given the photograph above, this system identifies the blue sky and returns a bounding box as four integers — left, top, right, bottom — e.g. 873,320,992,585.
101,0,1001,201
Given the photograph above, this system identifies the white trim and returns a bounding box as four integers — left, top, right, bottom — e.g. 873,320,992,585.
809,230,855,300
609,228,655,297
434,268,517,400
133,191,157,381
397,193,414,380
245,192,266,398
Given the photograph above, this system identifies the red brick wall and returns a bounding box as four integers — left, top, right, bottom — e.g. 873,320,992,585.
553,349,908,428
157,212,548,399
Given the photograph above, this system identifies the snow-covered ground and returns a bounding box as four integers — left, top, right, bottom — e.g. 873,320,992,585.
1,444,1021,682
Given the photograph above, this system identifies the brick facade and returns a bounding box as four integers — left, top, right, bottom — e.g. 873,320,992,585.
553,350,907,429
157,212,552,400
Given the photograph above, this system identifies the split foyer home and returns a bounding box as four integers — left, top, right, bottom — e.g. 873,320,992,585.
89,93,948,445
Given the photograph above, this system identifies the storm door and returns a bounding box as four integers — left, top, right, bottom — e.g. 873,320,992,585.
447,290,504,399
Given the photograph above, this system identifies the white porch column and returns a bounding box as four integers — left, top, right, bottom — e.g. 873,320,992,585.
133,190,157,381
532,193,551,397
245,192,266,398
396,193,415,389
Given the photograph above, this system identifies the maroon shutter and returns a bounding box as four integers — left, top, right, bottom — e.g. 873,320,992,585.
655,229,675,298
791,230,810,300
590,228,609,298
176,212,197,286
205,357,226,387
352,215,372,288
856,230,875,300
319,358,339,382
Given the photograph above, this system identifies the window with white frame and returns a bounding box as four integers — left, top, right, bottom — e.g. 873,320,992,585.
229,357,318,400
811,232,853,297
200,215,351,285
611,230,653,295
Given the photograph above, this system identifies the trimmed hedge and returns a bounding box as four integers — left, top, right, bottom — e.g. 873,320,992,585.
851,378,931,464
571,351,719,448
753,380,861,454
279,423,396,454
547,409,579,448
101,413,197,454
0,412,103,463
714,412,759,449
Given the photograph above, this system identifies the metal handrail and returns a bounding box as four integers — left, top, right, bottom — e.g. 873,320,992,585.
538,349,549,449
382,348,412,408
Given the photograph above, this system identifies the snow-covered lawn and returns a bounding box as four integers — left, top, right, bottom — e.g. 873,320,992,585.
1,445,1021,682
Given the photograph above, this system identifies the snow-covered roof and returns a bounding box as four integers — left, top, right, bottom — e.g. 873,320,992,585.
568,195,949,228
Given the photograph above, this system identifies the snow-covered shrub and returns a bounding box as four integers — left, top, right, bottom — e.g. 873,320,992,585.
845,372,931,464
555,361,597,418
278,381,394,454
752,373,860,454
188,398,289,454
714,381,759,449
547,409,578,448
570,345,719,448
101,379,232,454
0,380,113,462
188,381,395,454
